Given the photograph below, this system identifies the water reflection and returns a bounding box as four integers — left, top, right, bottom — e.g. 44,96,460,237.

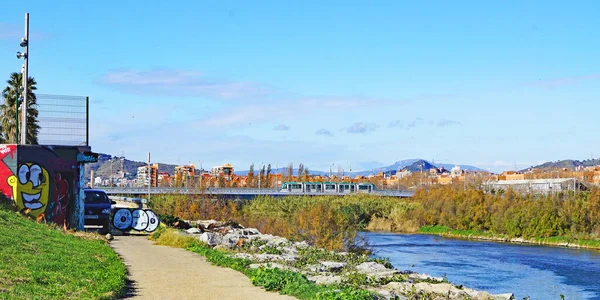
363,232,600,300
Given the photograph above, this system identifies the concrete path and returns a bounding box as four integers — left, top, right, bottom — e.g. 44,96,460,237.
110,236,295,300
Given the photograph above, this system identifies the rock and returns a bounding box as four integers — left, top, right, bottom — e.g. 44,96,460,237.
281,254,300,263
257,234,289,246
490,293,515,300
249,263,299,272
355,262,399,278
282,246,299,255
199,232,223,246
408,273,444,283
382,282,472,299
243,228,261,235
197,219,221,228
293,241,310,248
233,253,254,260
186,228,203,234
307,274,343,285
254,253,285,262
320,261,347,272
105,233,113,241
221,233,244,248
368,288,408,300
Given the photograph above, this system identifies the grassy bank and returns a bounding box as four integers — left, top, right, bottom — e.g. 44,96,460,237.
150,228,375,300
418,225,600,250
0,204,127,299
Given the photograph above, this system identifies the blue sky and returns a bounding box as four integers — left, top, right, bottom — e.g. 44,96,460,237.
1,1,599,172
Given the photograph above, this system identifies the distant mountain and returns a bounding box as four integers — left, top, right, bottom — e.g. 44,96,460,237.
525,158,600,171
86,154,485,181
401,160,437,173
367,159,484,176
84,153,180,181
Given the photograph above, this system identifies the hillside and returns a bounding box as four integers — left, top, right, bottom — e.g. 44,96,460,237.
84,153,180,181
0,203,126,298
527,158,600,171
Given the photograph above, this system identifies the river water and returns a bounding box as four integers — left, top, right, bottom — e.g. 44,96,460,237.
363,232,600,300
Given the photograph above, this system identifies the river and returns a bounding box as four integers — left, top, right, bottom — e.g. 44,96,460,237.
363,232,600,300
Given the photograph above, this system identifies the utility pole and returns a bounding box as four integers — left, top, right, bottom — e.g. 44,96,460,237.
397,167,400,192
199,160,202,189
147,152,151,204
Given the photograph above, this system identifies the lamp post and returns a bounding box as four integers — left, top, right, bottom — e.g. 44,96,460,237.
397,167,401,192
16,13,29,144
258,162,263,191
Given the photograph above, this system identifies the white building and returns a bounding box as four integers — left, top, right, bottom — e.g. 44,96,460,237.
451,166,462,178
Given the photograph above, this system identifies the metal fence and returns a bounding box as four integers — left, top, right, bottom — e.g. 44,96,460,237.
36,93,88,146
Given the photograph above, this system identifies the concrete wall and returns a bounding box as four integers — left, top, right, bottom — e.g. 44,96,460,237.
0,144,97,230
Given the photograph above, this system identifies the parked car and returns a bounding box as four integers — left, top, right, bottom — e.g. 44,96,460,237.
84,189,115,233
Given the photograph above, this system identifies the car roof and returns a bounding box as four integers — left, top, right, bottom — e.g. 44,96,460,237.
84,189,107,193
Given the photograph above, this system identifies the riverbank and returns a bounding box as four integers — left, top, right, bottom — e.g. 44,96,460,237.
418,225,600,251
152,219,514,300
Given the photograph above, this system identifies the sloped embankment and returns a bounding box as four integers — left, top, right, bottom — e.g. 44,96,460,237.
0,205,126,299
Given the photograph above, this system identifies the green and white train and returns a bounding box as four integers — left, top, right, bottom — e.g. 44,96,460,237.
279,182,376,193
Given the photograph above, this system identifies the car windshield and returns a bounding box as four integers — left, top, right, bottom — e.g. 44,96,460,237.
84,191,109,204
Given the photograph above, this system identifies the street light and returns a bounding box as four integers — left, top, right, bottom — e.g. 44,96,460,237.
258,162,263,191
16,13,29,144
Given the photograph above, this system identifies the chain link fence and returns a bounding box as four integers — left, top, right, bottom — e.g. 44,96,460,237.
36,93,88,146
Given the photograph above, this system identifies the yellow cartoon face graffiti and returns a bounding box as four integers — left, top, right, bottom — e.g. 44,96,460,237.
8,163,50,217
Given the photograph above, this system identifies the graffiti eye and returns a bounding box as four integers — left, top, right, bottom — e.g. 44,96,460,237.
18,165,30,184
29,165,42,187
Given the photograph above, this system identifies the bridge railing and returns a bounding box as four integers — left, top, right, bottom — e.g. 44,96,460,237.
99,187,414,197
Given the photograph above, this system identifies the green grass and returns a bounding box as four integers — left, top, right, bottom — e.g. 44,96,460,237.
0,205,127,299
152,229,376,300
419,225,600,250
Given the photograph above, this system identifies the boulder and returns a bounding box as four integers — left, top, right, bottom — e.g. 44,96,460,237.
320,261,347,272
254,253,285,262
249,263,299,272
408,273,444,283
281,254,300,263
233,253,254,260
307,274,343,285
293,241,310,248
382,282,473,300
257,234,289,246
185,228,203,234
221,233,245,248
199,232,223,246
355,262,399,278
243,228,261,235
282,246,299,255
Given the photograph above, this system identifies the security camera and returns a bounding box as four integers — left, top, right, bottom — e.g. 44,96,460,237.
20,38,28,47
16,51,26,59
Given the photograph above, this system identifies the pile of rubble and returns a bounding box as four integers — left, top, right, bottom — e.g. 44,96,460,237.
180,219,514,300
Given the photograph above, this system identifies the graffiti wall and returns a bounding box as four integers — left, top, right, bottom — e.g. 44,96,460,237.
0,144,97,230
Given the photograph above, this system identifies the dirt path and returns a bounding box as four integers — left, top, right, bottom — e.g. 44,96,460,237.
110,236,295,300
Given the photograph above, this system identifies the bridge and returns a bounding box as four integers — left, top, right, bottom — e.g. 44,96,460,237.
100,187,415,198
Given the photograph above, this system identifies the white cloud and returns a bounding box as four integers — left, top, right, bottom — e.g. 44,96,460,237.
345,122,378,134
315,128,333,136
273,124,290,131
100,69,268,100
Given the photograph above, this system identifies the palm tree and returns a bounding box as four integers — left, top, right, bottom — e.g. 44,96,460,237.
0,72,40,144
